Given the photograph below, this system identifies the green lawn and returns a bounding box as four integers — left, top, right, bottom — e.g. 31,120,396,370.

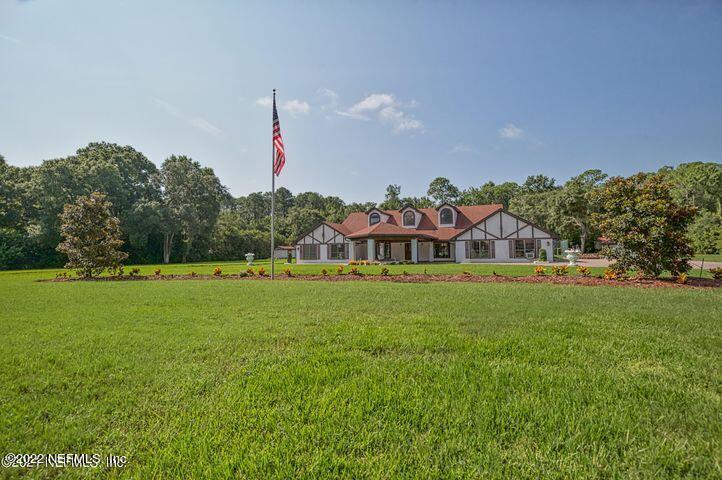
693,254,722,263
1,267,720,478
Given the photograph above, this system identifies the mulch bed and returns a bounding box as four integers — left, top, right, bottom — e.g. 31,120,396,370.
44,273,721,289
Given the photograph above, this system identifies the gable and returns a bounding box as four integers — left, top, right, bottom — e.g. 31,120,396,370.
296,223,347,245
454,211,553,241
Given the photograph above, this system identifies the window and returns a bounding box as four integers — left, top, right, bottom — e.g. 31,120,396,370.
513,239,536,259
369,212,381,225
403,210,415,226
439,208,453,225
467,240,494,259
328,243,348,260
434,242,451,259
300,244,319,260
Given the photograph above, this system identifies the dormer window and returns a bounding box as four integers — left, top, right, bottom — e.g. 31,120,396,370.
369,212,381,226
439,208,454,225
403,211,415,227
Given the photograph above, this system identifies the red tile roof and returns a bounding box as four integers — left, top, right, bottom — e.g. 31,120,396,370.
341,204,503,241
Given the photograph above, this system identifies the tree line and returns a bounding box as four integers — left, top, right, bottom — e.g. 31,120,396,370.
1,141,720,269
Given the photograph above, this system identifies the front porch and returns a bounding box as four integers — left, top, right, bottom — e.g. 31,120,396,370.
349,237,454,263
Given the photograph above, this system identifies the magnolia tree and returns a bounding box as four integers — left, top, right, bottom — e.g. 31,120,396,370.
591,173,696,277
56,192,128,278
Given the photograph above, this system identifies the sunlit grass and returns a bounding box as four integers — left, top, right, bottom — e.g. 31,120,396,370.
1,268,720,478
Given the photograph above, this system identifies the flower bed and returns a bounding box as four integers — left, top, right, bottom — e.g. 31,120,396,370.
45,273,720,289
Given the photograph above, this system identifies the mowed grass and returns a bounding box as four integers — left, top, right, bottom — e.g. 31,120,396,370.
36,258,718,279
1,268,721,478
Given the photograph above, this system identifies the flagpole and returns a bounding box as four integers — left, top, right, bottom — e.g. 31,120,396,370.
271,88,276,280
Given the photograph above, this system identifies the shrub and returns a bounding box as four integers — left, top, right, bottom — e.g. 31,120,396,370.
402,270,409,275
349,267,360,276
534,266,546,276
213,266,222,276
108,265,124,277
380,267,389,276
576,266,591,277
238,271,248,278
129,267,140,277
676,273,688,284
258,267,266,276
603,268,620,280
336,265,344,275
55,271,68,279
56,192,128,278
348,260,358,266
552,265,569,276
283,267,292,277
154,268,161,276
189,271,197,277
321,268,328,276
591,173,696,277
246,267,255,276
538,249,547,262
462,271,472,276
709,267,722,280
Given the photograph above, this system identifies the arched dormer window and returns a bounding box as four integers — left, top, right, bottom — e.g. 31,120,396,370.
369,212,381,226
439,208,454,225
403,210,415,227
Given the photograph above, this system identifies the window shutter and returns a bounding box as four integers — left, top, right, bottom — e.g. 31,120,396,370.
465,241,470,259
315,245,320,260
491,241,495,258
509,240,514,258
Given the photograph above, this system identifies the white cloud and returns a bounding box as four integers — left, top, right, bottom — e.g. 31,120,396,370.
339,93,423,133
318,88,339,111
378,106,423,133
347,93,396,115
450,144,476,154
255,96,310,116
499,123,524,140
152,97,223,137
255,96,273,108
282,99,310,116
0,33,21,44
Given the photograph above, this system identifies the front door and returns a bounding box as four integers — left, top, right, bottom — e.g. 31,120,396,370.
404,242,411,261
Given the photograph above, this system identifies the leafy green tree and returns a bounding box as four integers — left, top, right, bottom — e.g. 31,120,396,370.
556,169,607,252
209,210,275,260
400,196,434,209
30,142,160,251
591,173,696,277
56,192,128,278
688,210,721,254
521,174,558,193
159,155,228,263
663,162,722,217
509,190,561,233
0,155,27,230
427,177,460,204
459,181,520,209
284,206,324,243
379,184,402,210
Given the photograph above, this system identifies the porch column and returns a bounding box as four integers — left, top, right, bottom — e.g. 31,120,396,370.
348,241,356,261
411,238,418,263
367,238,376,261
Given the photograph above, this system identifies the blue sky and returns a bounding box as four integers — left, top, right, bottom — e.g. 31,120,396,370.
1,0,721,202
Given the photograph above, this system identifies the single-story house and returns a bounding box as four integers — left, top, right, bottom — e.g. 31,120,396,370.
294,203,556,264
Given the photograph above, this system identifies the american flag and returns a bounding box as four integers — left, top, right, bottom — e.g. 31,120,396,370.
273,96,285,176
